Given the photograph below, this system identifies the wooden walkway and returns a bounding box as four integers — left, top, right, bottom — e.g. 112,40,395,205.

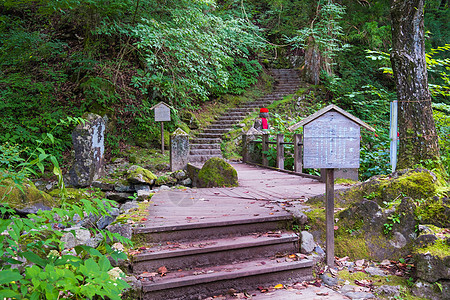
139,163,337,231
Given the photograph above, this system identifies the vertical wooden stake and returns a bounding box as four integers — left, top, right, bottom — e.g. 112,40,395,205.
294,134,302,173
276,134,284,169
326,168,335,267
161,122,164,154
262,133,269,167
242,134,248,163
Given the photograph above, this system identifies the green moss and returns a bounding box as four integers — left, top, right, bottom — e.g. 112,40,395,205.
335,235,370,259
0,179,57,209
415,197,449,227
378,171,437,202
49,187,105,204
416,239,450,259
335,178,359,185
113,201,151,225
197,158,238,188
127,167,157,184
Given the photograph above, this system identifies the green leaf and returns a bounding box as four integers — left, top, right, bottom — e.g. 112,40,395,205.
0,269,23,284
47,133,55,144
21,251,48,268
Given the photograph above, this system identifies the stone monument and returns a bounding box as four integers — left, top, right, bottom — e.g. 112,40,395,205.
69,113,106,187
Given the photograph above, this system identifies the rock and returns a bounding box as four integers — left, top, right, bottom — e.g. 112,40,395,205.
0,179,55,214
92,180,115,191
389,232,407,249
414,252,450,282
320,274,338,286
300,231,315,254
172,170,187,181
180,110,200,130
365,267,387,276
127,165,157,185
105,192,133,203
155,175,177,186
96,207,119,229
159,185,170,191
416,234,438,248
85,233,104,248
177,178,190,186
69,113,106,187
79,213,100,228
314,245,325,255
123,276,143,299
197,158,238,188
114,181,134,192
106,223,133,240
374,285,401,297
412,279,450,300
62,227,91,249
119,201,139,214
344,291,375,299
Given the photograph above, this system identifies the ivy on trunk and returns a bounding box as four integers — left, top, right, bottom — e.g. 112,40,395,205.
390,0,440,169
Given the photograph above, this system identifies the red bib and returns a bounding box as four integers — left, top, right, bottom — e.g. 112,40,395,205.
262,118,268,129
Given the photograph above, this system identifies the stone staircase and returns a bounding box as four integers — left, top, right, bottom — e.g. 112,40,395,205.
130,208,314,300
189,69,302,163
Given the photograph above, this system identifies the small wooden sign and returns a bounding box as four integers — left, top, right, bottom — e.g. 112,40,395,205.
153,102,171,122
288,105,375,268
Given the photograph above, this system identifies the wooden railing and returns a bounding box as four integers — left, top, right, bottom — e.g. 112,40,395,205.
242,133,320,180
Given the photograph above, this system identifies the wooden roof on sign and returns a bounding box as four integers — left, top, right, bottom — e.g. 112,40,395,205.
287,104,375,132
150,101,171,110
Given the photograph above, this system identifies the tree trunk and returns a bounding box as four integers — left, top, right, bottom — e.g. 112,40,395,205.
304,37,321,85
390,0,440,169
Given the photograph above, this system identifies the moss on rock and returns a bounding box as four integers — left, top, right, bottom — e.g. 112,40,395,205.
0,179,56,210
127,166,157,185
197,158,238,188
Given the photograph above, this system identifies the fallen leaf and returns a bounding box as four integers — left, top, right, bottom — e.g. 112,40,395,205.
274,284,283,289
158,266,168,276
140,217,148,221
316,291,329,296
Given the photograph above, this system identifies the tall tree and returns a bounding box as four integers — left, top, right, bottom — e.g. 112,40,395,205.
390,0,440,168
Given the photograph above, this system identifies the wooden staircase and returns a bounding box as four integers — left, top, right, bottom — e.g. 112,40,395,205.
189,69,302,163
129,190,314,300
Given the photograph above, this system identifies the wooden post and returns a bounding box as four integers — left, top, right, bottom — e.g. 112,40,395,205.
262,133,269,166
294,134,302,173
276,134,284,169
161,122,164,154
242,134,248,163
326,168,335,267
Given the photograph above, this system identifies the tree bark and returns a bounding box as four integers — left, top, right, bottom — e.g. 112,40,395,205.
390,0,440,169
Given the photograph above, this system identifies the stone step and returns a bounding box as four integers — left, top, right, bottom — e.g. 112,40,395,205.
195,133,225,139
216,115,245,121
212,120,241,125
189,143,221,150
206,125,233,130
201,128,231,134
132,232,299,273
140,258,314,300
190,138,221,144
188,154,223,163
189,149,222,156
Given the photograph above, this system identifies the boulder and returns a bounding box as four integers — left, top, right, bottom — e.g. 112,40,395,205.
126,165,157,185
300,231,315,254
334,198,418,260
197,158,238,188
0,179,55,214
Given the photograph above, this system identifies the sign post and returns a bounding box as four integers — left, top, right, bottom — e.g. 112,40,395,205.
151,102,171,154
288,104,375,267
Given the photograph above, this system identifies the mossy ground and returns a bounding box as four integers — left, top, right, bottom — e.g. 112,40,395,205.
416,239,450,259
114,201,152,225
337,270,427,300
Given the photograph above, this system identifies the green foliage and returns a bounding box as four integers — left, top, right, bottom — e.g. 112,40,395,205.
286,1,350,63
432,103,450,174
131,1,265,106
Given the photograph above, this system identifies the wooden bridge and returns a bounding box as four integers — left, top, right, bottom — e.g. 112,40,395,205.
131,163,345,300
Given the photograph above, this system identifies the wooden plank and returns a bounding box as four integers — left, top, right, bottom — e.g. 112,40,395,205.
303,112,360,169
294,134,302,173
326,168,335,267
155,104,171,122
262,134,269,167
276,134,284,170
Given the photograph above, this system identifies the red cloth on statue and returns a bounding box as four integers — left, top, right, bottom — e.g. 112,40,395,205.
262,118,268,129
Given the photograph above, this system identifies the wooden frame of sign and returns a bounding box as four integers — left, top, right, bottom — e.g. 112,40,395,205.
151,102,171,153
289,105,375,267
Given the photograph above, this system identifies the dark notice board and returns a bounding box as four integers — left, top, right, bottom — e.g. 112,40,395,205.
303,111,360,169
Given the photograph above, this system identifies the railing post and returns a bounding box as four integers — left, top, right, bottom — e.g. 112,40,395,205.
262,133,269,166
242,134,248,163
294,134,303,173
276,134,284,169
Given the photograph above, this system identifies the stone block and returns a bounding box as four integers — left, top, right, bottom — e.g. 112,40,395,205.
170,128,189,172
69,113,106,187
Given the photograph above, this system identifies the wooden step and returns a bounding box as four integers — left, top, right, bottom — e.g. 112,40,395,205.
132,232,299,273
140,258,314,300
